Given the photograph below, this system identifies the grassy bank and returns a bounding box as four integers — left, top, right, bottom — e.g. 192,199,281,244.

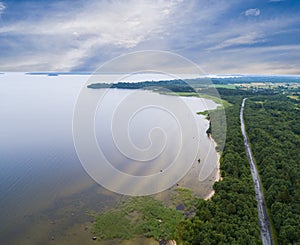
92,189,198,242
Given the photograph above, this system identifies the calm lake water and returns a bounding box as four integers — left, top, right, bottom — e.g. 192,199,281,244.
0,73,220,244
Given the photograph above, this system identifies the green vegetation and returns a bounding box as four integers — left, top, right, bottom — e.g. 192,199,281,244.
244,94,300,244
93,196,184,241
170,188,198,212
287,95,299,101
182,90,300,244
166,92,200,97
209,84,237,89
87,78,232,110
175,92,261,244
204,107,228,152
171,93,230,111
87,79,196,92
197,110,209,118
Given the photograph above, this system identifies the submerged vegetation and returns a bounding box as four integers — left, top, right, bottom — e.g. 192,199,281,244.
92,189,199,242
93,195,184,241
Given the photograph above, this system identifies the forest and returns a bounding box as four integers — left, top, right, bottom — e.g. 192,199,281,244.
243,94,300,244
175,91,262,244
87,79,197,92
200,89,300,244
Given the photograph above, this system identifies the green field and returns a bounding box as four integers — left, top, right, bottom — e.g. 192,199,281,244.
209,84,237,89
160,91,232,109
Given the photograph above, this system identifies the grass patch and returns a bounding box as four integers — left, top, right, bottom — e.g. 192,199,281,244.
209,84,237,89
159,91,232,109
93,196,184,241
287,95,299,101
94,210,133,240
197,110,210,119
170,188,199,211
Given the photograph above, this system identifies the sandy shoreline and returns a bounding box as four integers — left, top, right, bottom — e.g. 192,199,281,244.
204,136,222,200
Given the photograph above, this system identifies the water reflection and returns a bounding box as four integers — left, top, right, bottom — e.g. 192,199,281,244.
0,74,220,244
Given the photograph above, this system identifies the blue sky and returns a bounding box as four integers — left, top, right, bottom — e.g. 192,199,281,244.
0,0,299,74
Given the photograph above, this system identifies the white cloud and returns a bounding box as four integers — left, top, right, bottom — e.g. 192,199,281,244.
244,8,260,17
0,0,299,75
0,1,5,14
0,0,180,70
200,44,300,75
207,32,263,51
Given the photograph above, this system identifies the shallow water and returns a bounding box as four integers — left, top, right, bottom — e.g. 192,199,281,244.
0,73,220,244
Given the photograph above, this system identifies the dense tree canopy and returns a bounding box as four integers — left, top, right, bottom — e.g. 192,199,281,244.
244,94,300,244
175,93,261,244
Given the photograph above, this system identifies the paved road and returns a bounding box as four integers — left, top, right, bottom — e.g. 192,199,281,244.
240,98,273,245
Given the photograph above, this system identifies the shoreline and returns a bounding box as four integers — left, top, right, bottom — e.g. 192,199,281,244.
204,133,222,200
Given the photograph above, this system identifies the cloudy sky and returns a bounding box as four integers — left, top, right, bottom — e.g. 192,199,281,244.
0,0,299,74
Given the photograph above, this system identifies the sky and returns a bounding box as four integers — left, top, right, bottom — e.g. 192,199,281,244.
0,0,299,75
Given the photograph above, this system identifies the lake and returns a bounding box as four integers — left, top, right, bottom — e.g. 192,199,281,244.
0,73,220,244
